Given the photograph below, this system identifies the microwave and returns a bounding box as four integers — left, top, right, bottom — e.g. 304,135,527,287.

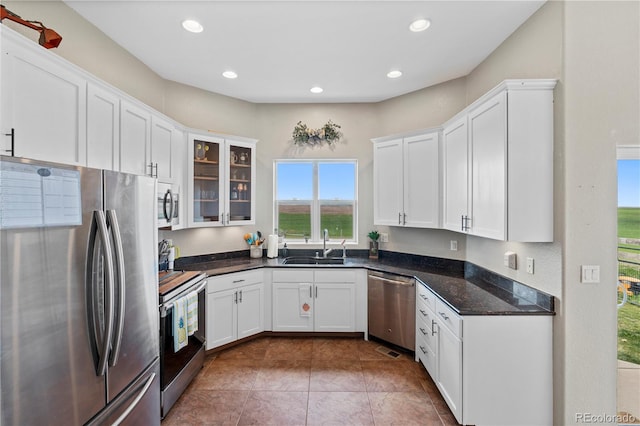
158,182,179,229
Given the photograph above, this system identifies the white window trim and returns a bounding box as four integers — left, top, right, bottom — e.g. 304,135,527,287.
273,159,358,245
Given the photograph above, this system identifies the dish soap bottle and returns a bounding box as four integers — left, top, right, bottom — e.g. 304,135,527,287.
282,243,289,257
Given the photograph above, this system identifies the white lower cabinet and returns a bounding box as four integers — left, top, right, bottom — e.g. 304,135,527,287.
416,282,552,426
206,270,264,350
271,269,362,333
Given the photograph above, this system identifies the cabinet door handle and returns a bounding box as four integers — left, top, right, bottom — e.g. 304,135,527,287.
234,291,238,304
419,345,427,355
419,327,428,336
154,163,158,178
226,212,230,224
431,320,437,336
462,215,471,231
461,215,465,231
315,286,318,298
238,289,243,303
4,128,14,156
439,312,449,321
398,212,402,225
309,286,312,298
403,213,407,225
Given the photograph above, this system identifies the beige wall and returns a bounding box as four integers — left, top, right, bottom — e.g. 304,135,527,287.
562,2,639,423
3,2,640,424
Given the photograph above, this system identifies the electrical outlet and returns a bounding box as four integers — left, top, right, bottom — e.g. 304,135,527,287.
526,257,534,274
379,233,389,243
450,240,458,251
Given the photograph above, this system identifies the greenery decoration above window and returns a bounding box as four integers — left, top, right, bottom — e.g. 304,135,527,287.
292,120,343,147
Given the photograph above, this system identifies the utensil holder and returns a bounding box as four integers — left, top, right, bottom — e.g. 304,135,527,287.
250,245,263,258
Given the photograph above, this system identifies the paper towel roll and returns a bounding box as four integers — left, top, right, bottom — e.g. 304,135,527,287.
267,234,279,258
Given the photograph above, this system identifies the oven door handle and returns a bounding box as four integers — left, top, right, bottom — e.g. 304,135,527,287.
160,279,207,316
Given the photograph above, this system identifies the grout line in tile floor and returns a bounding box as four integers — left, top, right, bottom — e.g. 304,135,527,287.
162,336,459,426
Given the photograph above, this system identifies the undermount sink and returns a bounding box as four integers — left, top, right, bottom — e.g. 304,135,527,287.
282,256,345,265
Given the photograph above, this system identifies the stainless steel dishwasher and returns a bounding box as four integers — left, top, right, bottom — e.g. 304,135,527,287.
367,270,415,351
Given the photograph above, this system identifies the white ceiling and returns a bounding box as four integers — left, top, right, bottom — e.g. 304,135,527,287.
64,1,545,103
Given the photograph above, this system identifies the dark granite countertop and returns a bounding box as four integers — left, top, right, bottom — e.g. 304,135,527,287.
176,250,554,316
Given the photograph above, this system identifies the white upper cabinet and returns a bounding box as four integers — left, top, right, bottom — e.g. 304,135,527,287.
187,132,257,228
403,132,440,228
151,116,175,182
468,91,507,240
373,130,440,228
87,82,120,170
1,28,86,165
119,100,151,176
442,117,469,233
372,138,404,226
442,79,556,242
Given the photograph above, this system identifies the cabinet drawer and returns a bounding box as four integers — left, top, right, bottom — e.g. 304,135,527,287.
207,269,263,293
314,269,356,283
416,299,435,326
416,310,436,352
416,281,436,311
272,269,314,283
416,332,436,376
435,299,462,338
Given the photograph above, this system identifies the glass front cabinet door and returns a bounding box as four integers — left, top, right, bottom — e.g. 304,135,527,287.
187,133,256,227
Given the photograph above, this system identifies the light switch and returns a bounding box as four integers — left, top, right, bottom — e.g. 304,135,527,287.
504,251,517,270
581,265,600,283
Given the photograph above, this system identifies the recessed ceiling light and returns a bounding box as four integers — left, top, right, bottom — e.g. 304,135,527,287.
310,86,323,94
387,70,403,79
182,19,203,33
409,18,431,32
222,70,238,79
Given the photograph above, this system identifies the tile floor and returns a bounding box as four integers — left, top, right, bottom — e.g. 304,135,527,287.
162,336,458,426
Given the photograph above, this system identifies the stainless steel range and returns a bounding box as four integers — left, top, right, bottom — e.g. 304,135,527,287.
158,270,207,418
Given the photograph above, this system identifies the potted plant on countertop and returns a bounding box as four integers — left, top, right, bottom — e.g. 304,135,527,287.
368,230,380,259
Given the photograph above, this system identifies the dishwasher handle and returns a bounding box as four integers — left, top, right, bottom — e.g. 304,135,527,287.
368,274,414,287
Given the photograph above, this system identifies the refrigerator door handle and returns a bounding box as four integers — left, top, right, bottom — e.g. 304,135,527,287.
92,210,116,377
107,209,126,367
111,372,156,426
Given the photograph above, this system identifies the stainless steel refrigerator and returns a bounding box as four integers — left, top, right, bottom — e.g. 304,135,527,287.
0,156,160,425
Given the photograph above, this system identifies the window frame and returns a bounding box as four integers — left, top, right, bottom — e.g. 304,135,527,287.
273,159,358,245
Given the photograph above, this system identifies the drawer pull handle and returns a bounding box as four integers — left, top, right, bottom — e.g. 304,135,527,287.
419,327,428,335
232,279,245,284
420,294,429,301
439,312,449,321
419,309,428,317
419,345,427,355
